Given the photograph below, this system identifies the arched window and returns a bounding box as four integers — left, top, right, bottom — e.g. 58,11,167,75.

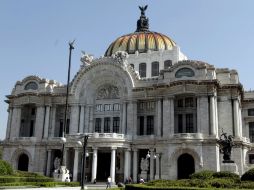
151,62,159,77
18,153,29,171
24,82,38,90
164,60,172,69
175,68,195,78
139,63,146,78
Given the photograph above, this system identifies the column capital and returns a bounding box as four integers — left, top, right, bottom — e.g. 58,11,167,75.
132,148,138,152
125,148,131,152
111,147,117,150
47,149,52,152
92,147,98,150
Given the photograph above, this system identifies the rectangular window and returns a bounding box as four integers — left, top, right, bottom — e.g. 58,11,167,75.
104,104,112,111
139,116,144,135
95,118,101,132
113,117,120,133
178,114,183,133
96,104,103,112
186,114,194,133
147,101,155,110
249,122,254,142
249,154,254,164
185,98,194,107
29,120,34,137
66,119,70,134
248,109,254,116
31,108,36,116
104,117,111,133
113,104,120,111
147,116,154,135
177,99,183,108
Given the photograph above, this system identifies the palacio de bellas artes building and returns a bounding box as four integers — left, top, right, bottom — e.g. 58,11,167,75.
2,5,254,183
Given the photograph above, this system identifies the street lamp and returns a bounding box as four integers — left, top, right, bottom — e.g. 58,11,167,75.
78,135,89,190
146,151,162,179
61,40,75,167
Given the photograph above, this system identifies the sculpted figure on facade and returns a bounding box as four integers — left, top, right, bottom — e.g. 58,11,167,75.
54,157,61,170
112,51,129,67
80,51,93,67
217,132,235,163
140,157,149,171
97,84,119,99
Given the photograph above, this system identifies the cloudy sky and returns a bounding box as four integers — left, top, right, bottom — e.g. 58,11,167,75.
1,0,254,139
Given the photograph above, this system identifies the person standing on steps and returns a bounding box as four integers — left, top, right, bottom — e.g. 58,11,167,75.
106,176,112,189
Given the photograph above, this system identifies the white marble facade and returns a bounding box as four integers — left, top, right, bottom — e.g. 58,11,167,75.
3,11,254,183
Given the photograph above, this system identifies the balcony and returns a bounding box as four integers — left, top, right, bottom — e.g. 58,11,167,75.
173,133,203,139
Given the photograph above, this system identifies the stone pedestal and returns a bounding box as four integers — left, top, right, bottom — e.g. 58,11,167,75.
53,166,70,182
140,171,148,182
221,162,239,175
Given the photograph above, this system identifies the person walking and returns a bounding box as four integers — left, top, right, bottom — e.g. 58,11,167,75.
106,176,112,189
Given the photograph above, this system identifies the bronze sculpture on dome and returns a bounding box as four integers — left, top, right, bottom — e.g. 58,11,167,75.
139,5,148,16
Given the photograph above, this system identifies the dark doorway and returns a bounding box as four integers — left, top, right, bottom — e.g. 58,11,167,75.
97,152,111,181
177,153,194,179
18,154,29,171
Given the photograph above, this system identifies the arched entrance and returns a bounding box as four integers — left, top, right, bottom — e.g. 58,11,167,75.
18,154,29,171
177,153,194,179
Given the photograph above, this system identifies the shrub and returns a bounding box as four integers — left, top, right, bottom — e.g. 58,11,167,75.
212,171,239,179
14,170,45,177
241,168,254,181
189,170,215,180
208,178,235,188
240,181,254,189
0,160,13,175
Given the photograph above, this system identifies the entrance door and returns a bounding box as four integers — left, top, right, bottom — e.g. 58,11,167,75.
177,153,194,179
18,154,29,171
97,152,111,181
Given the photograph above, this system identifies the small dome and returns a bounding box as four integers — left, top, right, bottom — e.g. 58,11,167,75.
105,5,176,57
105,31,176,57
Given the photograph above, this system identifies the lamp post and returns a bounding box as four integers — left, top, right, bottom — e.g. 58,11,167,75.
61,40,75,166
146,151,162,180
80,135,89,190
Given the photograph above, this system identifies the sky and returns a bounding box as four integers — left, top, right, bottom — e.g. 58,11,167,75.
1,0,254,140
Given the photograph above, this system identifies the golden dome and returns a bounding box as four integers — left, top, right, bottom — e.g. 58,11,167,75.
105,5,176,57
105,31,176,56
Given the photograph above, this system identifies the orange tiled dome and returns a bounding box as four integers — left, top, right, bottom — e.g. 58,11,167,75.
104,31,176,57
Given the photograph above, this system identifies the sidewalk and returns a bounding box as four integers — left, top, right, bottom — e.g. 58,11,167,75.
1,183,117,190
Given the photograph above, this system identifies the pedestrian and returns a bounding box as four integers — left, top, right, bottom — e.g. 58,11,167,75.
106,176,112,189
139,177,144,184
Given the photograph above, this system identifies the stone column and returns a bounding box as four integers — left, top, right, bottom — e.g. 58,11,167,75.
70,105,79,134
150,150,154,180
10,106,21,138
6,107,13,139
157,99,162,136
89,105,94,133
43,106,50,138
46,149,52,176
73,148,79,182
110,148,116,183
214,96,219,138
169,98,174,135
50,106,56,137
35,106,45,139
124,149,130,181
79,105,85,133
126,101,137,136
91,148,98,182
233,99,240,137
133,149,138,183
84,106,89,133
209,96,216,136
122,102,127,134
238,103,243,137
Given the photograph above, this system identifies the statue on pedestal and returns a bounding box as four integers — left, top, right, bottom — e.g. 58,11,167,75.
217,132,235,163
